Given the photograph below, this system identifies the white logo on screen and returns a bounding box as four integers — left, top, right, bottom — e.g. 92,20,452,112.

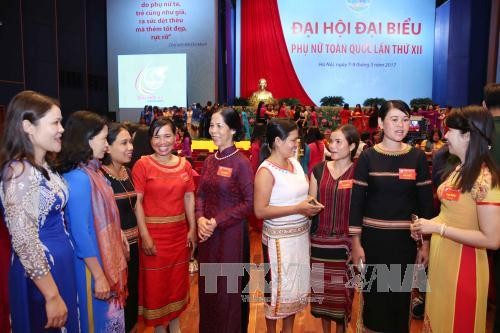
135,64,168,96
346,0,371,13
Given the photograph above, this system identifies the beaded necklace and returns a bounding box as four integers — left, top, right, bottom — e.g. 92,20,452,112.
214,149,239,161
101,165,136,210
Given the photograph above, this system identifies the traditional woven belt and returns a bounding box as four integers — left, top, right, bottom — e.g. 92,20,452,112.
123,226,139,242
262,218,310,238
145,213,186,224
362,217,411,230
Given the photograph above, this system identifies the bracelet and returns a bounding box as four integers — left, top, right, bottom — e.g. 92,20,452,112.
439,224,448,237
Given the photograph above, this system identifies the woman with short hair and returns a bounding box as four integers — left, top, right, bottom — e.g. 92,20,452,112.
196,108,254,333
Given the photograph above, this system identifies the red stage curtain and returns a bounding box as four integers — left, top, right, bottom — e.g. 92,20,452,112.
241,0,315,106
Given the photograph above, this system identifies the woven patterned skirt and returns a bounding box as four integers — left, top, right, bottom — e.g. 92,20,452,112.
310,235,353,325
262,230,310,320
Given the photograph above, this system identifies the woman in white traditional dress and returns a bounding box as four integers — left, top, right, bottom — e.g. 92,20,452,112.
254,118,323,333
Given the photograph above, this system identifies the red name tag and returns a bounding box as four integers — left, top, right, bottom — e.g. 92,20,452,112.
180,172,190,182
442,186,460,201
399,168,416,180
217,166,233,178
338,179,353,189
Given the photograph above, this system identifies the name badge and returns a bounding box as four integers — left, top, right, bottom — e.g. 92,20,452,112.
338,179,353,189
442,186,460,201
399,168,416,180
180,172,190,182
217,166,233,178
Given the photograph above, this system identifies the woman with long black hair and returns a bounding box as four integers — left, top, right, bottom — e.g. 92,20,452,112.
412,106,500,332
254,118,323,333
58,111,128,332
0,91,79,332
132,117,196,333
101,123,139,332
309,125,360,333
349,100,434,333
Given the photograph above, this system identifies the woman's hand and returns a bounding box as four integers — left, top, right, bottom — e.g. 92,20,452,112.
351,243,366,273
198,217,216,242
296,197,324,217
93,274,111,300
416,242,429,266
44,293,68,328
141,233,157,256
410,218,440,236
187,227,197,253
121,231,130,261
410,224,420,241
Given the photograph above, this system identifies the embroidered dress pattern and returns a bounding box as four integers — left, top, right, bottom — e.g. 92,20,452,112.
1,161,79,332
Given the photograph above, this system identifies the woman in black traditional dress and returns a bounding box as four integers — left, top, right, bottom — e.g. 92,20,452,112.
101,122,139,333
349,100,434,333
